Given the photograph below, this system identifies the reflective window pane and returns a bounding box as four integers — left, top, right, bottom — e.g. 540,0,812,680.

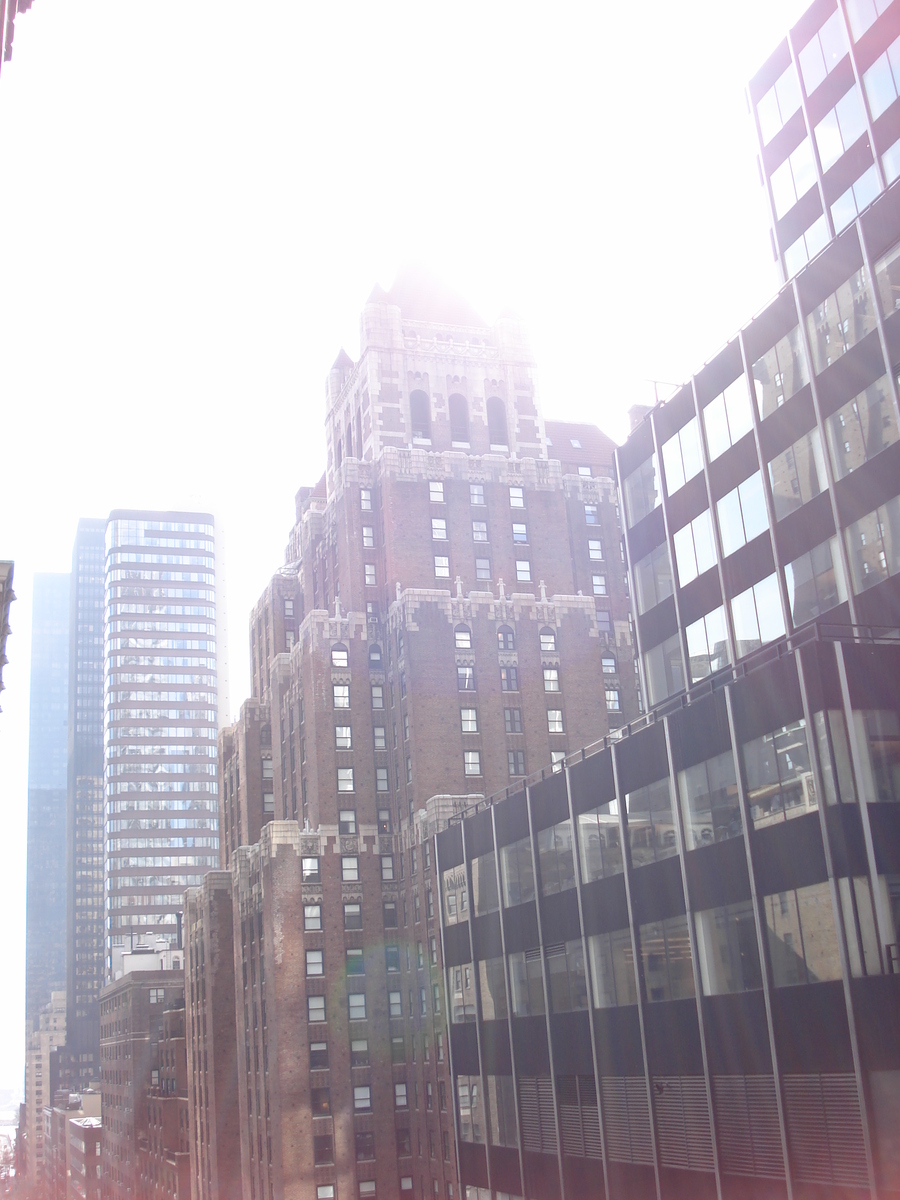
785,536,847,626
853,709,900,802
763,882,842,986
587,929,638,1007
825,374,900,480
661,417,704,495
731,573,785,658
500,836,535,907
678,749,740,849
546,939,589,1013
537,820,576,896
478,957,508,1021
508,949,545,1016
634,542,673,614
768,427,826,520
806,266,877,373
685,606,730,683
752,325,809,420
623,454,660,528
626,777,677,867
694,901,762,994
643,633,685,705
471,851,499,917
640,914,695,1002
742,719,817,829
576,802,623,882
844,495,900,593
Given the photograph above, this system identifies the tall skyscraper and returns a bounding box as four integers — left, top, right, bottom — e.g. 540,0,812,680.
103,511,220,974
24,572,69,1031
66,518,106,1089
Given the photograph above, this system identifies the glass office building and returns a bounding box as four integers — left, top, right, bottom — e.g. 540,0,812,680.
103,511,220,973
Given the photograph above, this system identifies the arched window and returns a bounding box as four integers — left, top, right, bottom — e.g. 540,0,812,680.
331,643,349,668
454,625,472,650
449,395,469,444
540,628,557,653
497,625,515,652
369,644,383,668
602,654,617,674
410,391,432,442
486,397,508,448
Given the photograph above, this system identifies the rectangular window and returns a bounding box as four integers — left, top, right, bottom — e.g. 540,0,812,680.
457,666,475,691
588,539,603,560
365,564,376,587
335,725,352,750
304,904,322,931
500,666,518,691
543,667,560,692
354,1085,372,1111
694,900,762,994
731,572,786,657
360,487,372,510
605,688,620,711
577,801,623,882
478,956,508,1021
346,948,364,975
342,855,359,882
464,750,482,776
338,809,356,835
348,992,366,1020
764,882,842,986
509,486,525,508
509,949,546,1016
743,718,816,828
825,374,900,480
806,266,877,374
785,537,847,627
375,766,389,792
362,526,374,548
584,503,599,525
512,522,528,543
475,557,491,580
678,748,740,849
504,707,522,733
626,777,677,868
337,767,354,792
344,903,362,930
302,857,320,883
686,606,730,683
623,453,660,527
373,725,386,750
751,324,809,420
587,929,637,1007
460,707,478,733
471,850,499,917
661,416,704,494
333,684,349,709
371,684,384,709
472,521,488,542
431,518,447,540
546,938,589,1012
516,560,531,581
381,855,394,881
633,541,673,614
385,944,400,973
547,709,564,734
306,949,324,976
434,556,450,578
457,1076,485,1143
640,912,695,1002
673,509,717,587
768,428,825,521
508,749,526,776
500,836,535,906
592,573,607,596
470,483,485,505
309,1041,328,1069
355,1130,375,1160
395,1083,408,1109
430,482,444,503
703,377,754,460
388,990,402,1018
537,819,576,895
308,995,326,1022
596,608,611,634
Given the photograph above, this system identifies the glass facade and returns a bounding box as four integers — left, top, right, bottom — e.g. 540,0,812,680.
104,511,219,971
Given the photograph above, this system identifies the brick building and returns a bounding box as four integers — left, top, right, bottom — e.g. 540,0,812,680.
185,272,635,1200
138,1003,191,1200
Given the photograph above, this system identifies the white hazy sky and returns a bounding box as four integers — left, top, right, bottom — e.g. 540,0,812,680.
0,0,808,1097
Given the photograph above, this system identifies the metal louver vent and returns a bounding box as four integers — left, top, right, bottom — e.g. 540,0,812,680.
600,1076,653,1165
783,1073,869,1188
652,1076,714,1173
713,1074,784,1179
557,1075,602,1159
517,1075,558,1156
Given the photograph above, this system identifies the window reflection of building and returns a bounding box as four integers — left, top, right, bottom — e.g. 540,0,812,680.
742,720,817,828
626,778,678,867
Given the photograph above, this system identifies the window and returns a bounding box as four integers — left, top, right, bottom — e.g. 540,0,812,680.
376,766,389,792
547,709,564,734
500,836,535,906
385,945,400,973
457,666,475,691
686,607,730,682
304,904,322,931
504,707,522,733
845,494,900,593
537,819,577,895
365,564,376,587
716,472,768,555
475,557,491,580
449,394,469,443
459,707,478,734
360,488,372,510
592,574,607,596
311,1087,331,1115
831,164,881,232
395,1082,409,1109
354,1085,372,1111
703,377,754,461
284,598,294,617
356,1131,375,1160
769,137,817,219
515,560,531,581
381,855,394,881
373,725,386,751
378,809,391,835
694,901,762,994
410,389,431,440
743,719,816,828
596,608,611,634
454,624,472,650
601,654,616,674
342,856,359,882
359,1184,376,1198
661,417,704,494
346,948,364,976
306,949,324,977
584,503,599,525
768,427,826,520
577,801,623,882
540,628,556,652
302,857,320,883
587,929,638,1007
806,266,877,373
487,396,509,446
333,684,349,709
605,688,621,711
509,949,546,1016
396,1124,411,1153
799,8,847,94
432,517,447,540
825,374,900,479
317,1187,335,1200
543,667,560,692
626,777,677,867
588,539,603,560
470,483,485,505
464,750,482,776
362,525,374,548
350,1037,369,1067
500,666,518,691
338,809,357,837
389,990,402,1018
497,625,515,651
344,903,362,930
731,573,786,657
814,83,866,175
308,995,326,1022
434,556,450,578
400,1178,413,1192
785,537,847,627
309,1041,328,1069
756,62,801,144
512,522,527,543
673,509,717,586
348,992,366,1020
472,521,488,542
546,939,589,1012
633,541,673,614
507,485,526,510
640,912,695,1002
335,725,352,751
457,1076,485,1144
751,324,809,420
508,749,526,776
149,988,164,1004
763,882,842,986
623,453,660,527
371,684,384,709
337,767,354,793
429,481,444,503
471,850,499,916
